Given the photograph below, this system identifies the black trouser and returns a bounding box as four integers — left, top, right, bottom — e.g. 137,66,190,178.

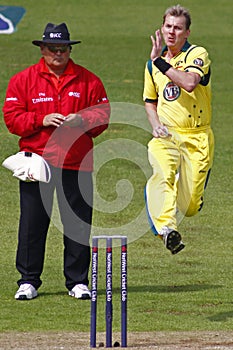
16,167,93,291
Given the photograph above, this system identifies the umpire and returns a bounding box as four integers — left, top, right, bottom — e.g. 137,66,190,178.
3,22,110,300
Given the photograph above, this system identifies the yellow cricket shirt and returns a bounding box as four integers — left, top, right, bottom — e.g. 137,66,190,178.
143,41,212,129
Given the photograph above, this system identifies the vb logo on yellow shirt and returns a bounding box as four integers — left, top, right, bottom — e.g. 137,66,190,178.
163,82,181,101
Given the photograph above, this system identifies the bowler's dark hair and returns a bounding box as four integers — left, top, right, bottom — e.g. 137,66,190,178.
163,4,191,29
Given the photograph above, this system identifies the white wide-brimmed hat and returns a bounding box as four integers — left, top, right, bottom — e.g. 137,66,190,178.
2,151,51,183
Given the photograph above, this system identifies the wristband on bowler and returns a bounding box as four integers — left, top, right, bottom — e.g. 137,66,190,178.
153,57,172,74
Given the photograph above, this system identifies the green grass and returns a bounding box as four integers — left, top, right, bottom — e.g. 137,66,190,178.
0,0,233,336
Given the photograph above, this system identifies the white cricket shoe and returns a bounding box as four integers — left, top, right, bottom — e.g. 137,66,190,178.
160,226,185,255
15,283,38,300
68,284,91,300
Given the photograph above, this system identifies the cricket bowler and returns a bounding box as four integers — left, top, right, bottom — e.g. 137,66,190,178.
143,5,214,254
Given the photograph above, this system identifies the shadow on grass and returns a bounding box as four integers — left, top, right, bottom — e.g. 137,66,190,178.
208,311,233,322
96,283,222,295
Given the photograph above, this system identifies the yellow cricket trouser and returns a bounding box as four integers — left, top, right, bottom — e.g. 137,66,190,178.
145,127,214,235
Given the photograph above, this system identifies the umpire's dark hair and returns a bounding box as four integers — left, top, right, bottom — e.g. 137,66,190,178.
163,4,191,29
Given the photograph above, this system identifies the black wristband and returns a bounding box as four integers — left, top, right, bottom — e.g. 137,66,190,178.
153,57,172,74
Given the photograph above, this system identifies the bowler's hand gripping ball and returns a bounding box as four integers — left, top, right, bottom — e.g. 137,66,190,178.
154,125,169,138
